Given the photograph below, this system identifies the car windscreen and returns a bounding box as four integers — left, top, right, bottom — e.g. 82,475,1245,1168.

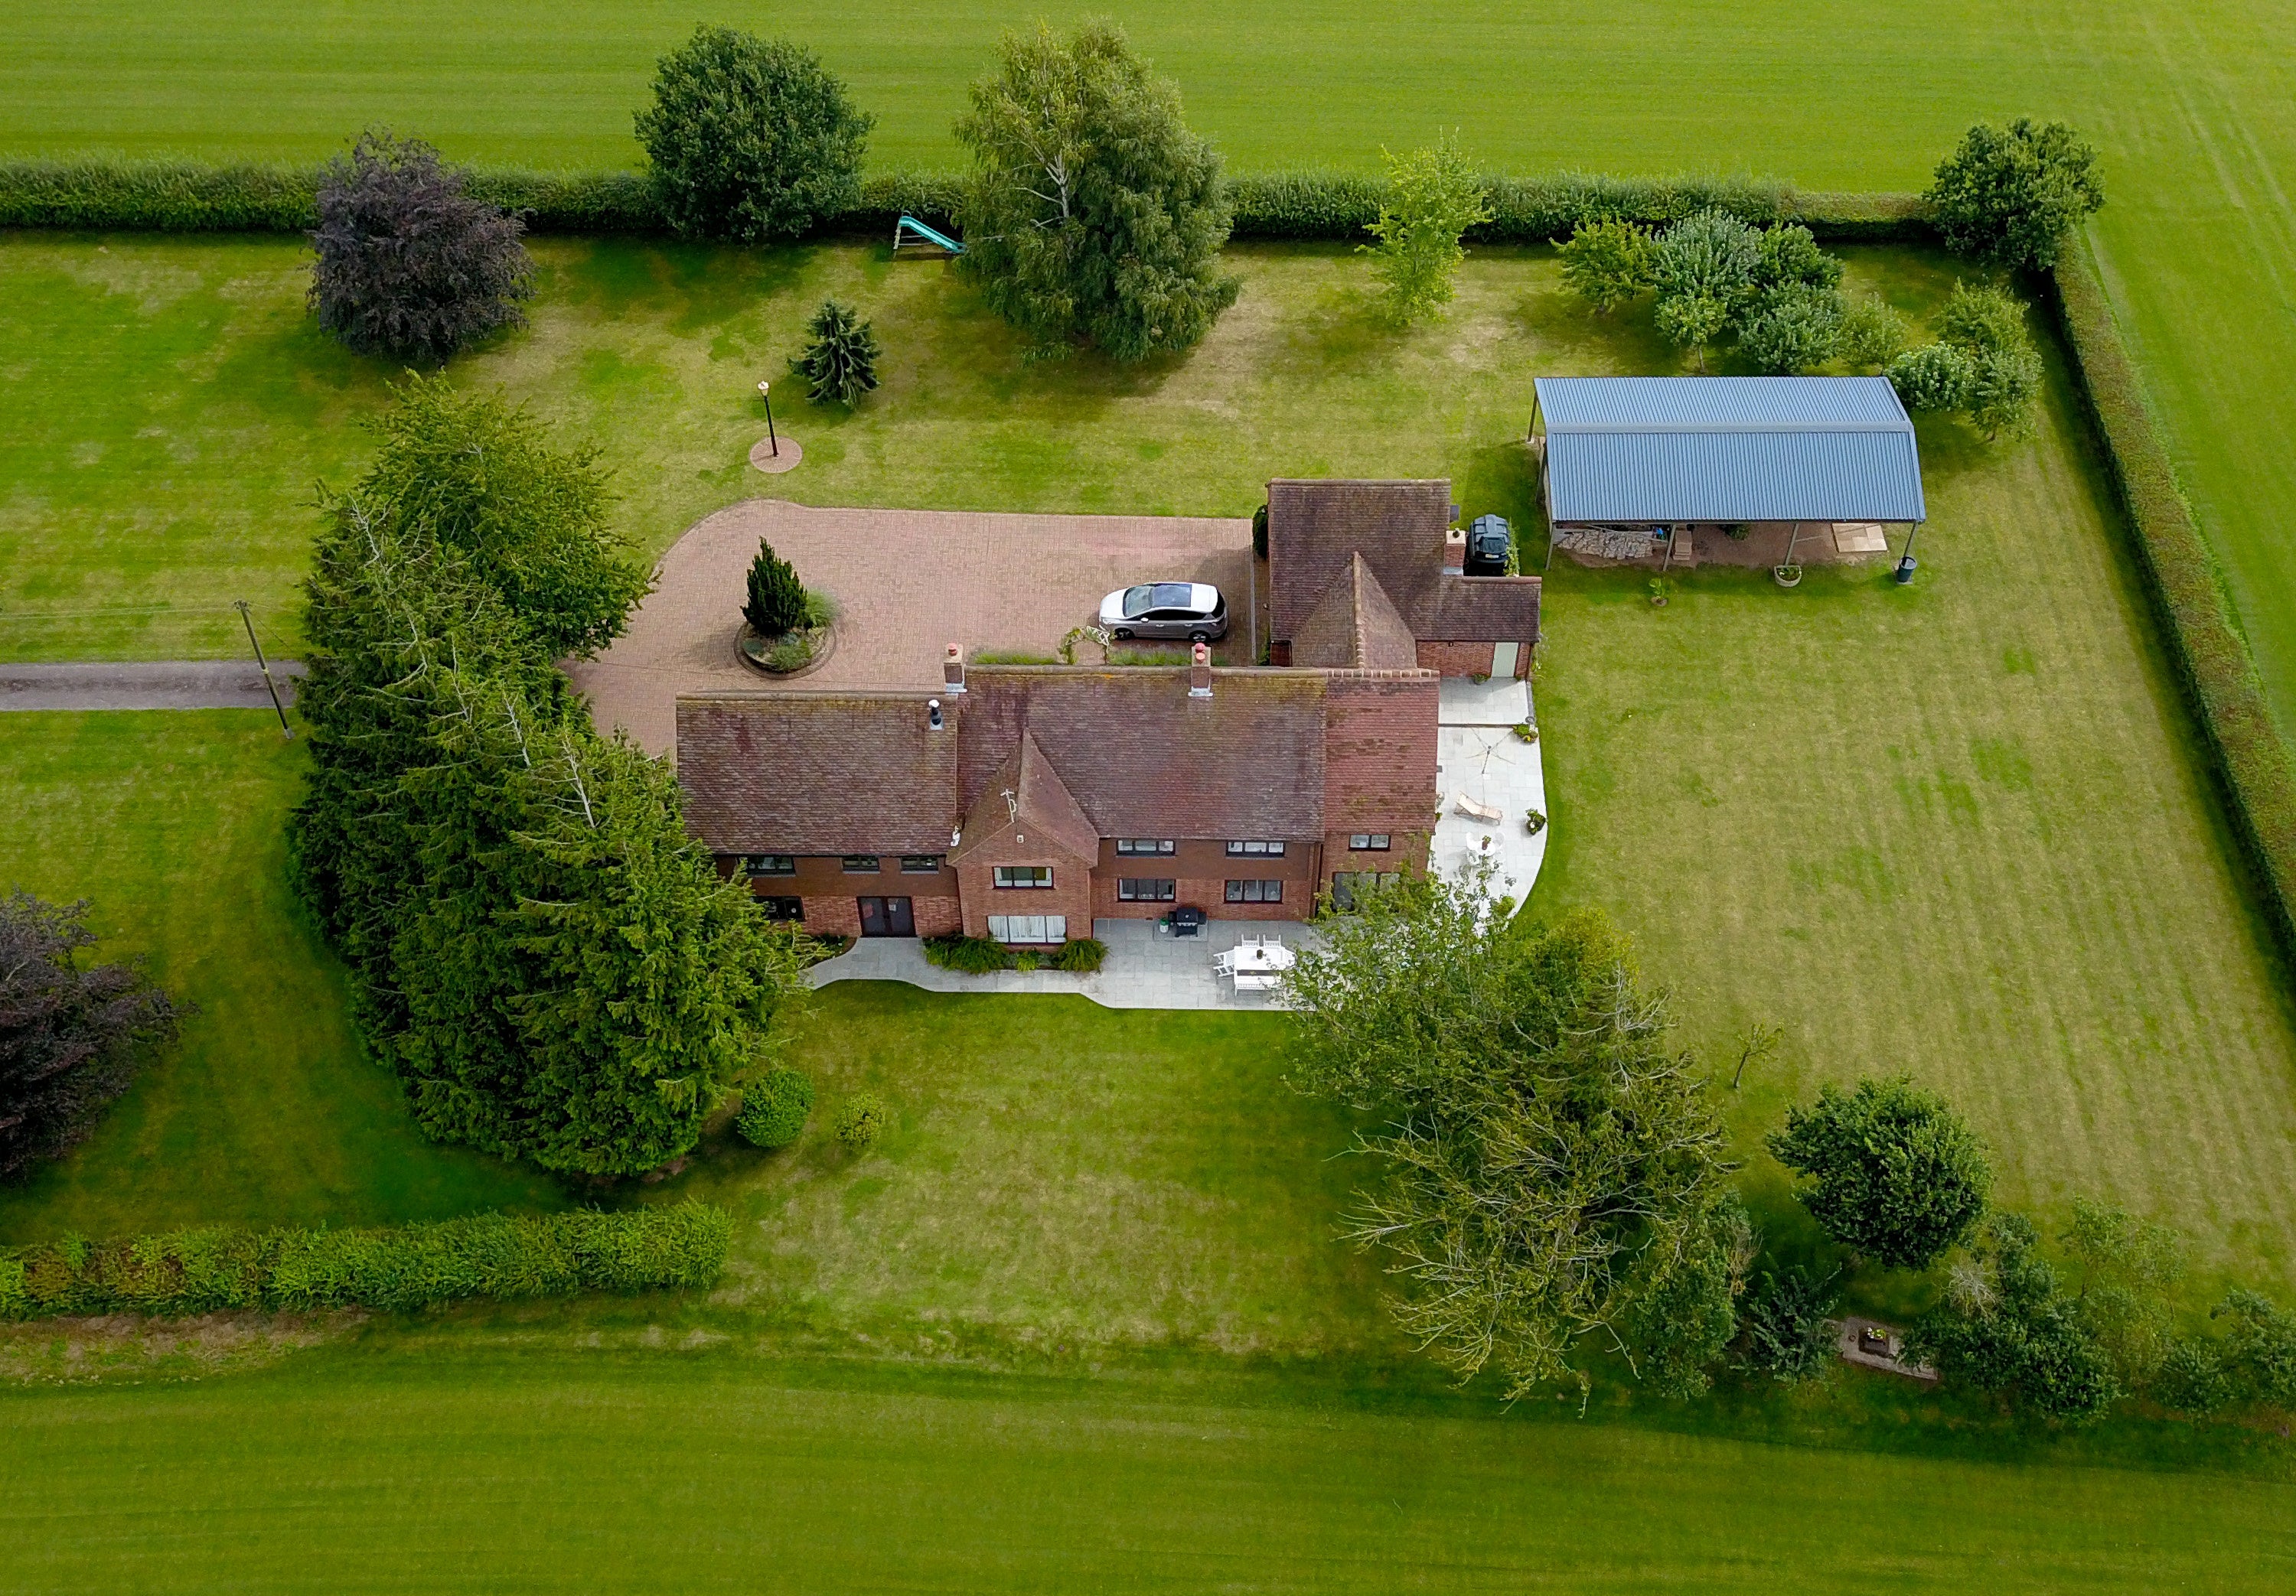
1120,585,1156,617
1123,583,1196,617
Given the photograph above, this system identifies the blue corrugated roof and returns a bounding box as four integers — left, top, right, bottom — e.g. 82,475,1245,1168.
1533,376,1926,523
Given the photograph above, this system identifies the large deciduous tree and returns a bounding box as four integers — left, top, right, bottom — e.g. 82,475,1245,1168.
1768,1076,1991,1270
954,21,1238,361
1926,119,2104,270
635,27,873,243
1287,875,1745,1399
1,893,181,1179
308,130,533,363
1361,135,1493,324
1649,208,1760,370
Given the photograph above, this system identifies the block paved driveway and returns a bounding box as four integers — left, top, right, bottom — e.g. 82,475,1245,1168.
571,499,1256,757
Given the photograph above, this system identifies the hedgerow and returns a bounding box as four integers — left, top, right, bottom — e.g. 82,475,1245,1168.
0,158,1919,244
0,1203,730,1321
2049,248,2296,956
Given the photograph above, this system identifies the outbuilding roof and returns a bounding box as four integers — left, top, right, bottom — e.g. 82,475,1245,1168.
1533,376,1927,524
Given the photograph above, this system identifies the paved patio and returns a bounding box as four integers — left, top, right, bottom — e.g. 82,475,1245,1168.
572,498,1256,756
808,917,1320,1010
1433,676,1548,906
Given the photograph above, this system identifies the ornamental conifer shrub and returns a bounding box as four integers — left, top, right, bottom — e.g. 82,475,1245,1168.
308,130,533,363
791,299,881,406
741,539,808,637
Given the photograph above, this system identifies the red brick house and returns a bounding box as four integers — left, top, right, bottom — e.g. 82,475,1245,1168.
675,480,1539,944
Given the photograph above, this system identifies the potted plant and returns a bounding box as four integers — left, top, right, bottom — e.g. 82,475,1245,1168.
1773,562,1803,589
1648,575,1670,607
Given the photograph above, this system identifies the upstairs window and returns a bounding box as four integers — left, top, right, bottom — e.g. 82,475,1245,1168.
1115,839,1176,855
1225,879,1283,904
744,854,797,877
842,855,881,874
899,855,945,874
1225,840,1285,857
993,865,1053,889
1347,834,1392,852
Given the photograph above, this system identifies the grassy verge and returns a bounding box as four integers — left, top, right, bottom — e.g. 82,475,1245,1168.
0,712,558,1243
2,1348,2291,1590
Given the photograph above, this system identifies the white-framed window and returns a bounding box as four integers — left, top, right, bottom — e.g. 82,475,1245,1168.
1225,840,1284,856
992,865,1053,889
1118,878,1176,901
1225,879,1283,904
743,854,797,876
1115,839,1176,855
987,914,1065,944
1347,833,1391,852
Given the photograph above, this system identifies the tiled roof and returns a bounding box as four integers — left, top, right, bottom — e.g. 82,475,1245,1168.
676,692,956,853
952,731,1101,863
1290,554,1422,669
1268,479,1541,645
957,666,1331,839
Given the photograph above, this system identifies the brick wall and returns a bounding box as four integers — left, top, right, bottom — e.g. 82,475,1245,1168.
800,895,863,938
1323,673,1440,850
1092,874,1308,920
914,896,964,938
956,859,1096,943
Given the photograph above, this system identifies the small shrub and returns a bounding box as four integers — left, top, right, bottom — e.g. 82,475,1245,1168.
1252,503,1269,559
1939,281,2027,355
2215,1288,2296,1409
791,298,881,406
1557,219,1655,314
1887,344,1978,412
2153,1335,2235,1418
1751,223,1842,292
1051,937,1108,972
308,130,533,363
737,1067,815,1148
922,934,1016,974
1737,1266,1840,1383
635,26,873,242
834,1092,890,1151
742,538,808,636
1836,295,1908,370
1737,285,1843,374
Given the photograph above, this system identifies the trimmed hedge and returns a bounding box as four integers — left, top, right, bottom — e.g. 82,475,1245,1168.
2049,249,2296,955
0,1202,731,1321
1,157,1923,244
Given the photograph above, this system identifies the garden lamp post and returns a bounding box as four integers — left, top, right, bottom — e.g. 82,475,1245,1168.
757,379,778,458
1894,521,1922,585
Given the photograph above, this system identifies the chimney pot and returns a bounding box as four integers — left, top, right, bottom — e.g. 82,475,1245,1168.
1189,641,1213,699
928,696,944,731
943,643,966,693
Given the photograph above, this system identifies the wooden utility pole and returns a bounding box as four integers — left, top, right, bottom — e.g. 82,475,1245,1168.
235,600,292,738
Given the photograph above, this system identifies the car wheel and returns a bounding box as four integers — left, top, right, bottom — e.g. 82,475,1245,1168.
1111,627,1133,640
1189,630,1212,644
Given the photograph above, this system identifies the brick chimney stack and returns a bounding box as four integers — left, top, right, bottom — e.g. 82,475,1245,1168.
1189,641,1212,699
943,643,966,694
1442,524,1467,575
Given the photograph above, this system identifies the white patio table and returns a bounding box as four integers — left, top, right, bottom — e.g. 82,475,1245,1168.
1228,941,1295,991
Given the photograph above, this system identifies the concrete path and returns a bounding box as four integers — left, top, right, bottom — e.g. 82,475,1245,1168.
810,917,1319,1011
0,660,305,712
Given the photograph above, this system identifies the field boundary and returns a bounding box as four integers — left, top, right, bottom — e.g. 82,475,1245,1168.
0,157,1929,243
2047,245,2296,955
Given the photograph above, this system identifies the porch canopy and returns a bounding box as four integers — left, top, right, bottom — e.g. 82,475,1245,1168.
1531,376,1926,526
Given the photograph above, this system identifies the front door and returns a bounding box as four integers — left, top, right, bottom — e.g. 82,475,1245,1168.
857,896,915,937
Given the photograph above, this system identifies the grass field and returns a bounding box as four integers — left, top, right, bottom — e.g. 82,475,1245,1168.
5,2,2296,750
2,1350,2292,1590
0,712,558,1236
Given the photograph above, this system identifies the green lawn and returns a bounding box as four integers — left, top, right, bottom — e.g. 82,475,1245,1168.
5,1,2296,750
2,1350,2291,1590
0,712,557,1239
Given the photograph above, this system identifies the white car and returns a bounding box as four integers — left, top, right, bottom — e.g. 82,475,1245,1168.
1097,582,1230,642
